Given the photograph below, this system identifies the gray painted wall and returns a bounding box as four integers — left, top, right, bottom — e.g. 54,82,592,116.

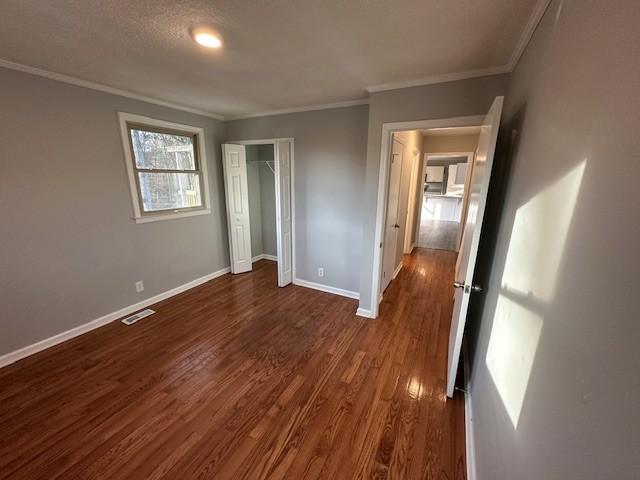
226,106,369,293
246,146,264,256
467,1,640,478
0,67,229,356
257,145,277,257
358,74,510,312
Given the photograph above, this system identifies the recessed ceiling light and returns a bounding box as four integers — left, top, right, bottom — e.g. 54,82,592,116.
192,27,222,49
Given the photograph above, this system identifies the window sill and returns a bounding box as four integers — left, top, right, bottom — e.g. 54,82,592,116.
134,209,211,224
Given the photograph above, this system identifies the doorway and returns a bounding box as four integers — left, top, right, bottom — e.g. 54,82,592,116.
367,97,504,401
221,139,295,287
417,145,478,252
377,126,480,296
381,136,404,291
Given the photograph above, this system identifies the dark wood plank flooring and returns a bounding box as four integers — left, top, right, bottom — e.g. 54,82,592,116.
0,248,465,479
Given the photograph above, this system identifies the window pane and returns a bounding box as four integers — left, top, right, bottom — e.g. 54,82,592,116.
138,172,202,212
130,128,196,170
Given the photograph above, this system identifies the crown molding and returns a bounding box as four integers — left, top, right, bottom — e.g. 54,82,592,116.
227,98,370,121
0,58,226,121
0,0,549,122
365,0,551,94
365,65,511,93
508,0,552,69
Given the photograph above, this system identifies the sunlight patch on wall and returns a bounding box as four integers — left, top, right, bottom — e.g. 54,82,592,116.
487,294,543,427
486,160,586,428
500,161,586,302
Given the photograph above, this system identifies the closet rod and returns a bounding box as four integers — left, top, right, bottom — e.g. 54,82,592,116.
247,160,275,174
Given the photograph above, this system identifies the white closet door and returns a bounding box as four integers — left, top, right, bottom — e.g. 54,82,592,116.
222,144,252,274
275,141,293,287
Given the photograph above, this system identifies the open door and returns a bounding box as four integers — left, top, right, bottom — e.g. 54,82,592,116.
222,143,253,274
446,96,504,397
275,140,293,287
381,137,404,292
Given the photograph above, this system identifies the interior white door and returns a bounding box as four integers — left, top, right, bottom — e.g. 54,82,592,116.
222,143,253,274
382,137,404,292
275,141,292,287
446,96,504,397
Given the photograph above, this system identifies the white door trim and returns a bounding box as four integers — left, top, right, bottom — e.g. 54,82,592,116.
225,138,296,283
364,115,484,319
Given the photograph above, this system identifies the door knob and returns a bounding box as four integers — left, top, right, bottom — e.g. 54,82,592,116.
393,224,400,228
452,282,483,293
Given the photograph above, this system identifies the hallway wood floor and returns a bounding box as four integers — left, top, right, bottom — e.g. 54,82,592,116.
0,249,465,480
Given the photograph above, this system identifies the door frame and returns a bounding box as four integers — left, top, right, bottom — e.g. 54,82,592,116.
381,134,405,292
366,115,484,318
416,151,476,252
403,147,422,255
225,137,296,283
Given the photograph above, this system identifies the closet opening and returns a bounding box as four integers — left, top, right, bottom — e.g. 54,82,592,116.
221,139,294,287
246,144,278,264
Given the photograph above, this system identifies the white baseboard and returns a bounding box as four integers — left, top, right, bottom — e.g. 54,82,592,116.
0,266,231,369
393,262,403,279
293,278,359,300
252,253,278,263
463,344,477,480
355,307,375,318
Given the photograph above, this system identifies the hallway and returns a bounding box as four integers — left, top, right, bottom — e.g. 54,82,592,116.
0,249,465,480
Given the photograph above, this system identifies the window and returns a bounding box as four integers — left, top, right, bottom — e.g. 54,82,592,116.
119,113,211,223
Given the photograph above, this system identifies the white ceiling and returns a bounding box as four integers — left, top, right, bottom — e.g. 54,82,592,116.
0,0,545,119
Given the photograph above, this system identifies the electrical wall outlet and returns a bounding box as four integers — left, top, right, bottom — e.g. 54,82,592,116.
318,267,324,278
135,281,144,293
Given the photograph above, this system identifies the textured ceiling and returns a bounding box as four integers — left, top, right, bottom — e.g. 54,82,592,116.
0,0,540,118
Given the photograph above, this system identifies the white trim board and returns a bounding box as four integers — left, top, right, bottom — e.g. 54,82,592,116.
356,307,375,319
507,0,553,69
0,0,549,124
0,266,231,369
363,115,484,319
293,278,359,300
252,254,278,262
463,344,477,480
365,0,551,93
366,65,510,93
0,58,225,120
228,99,370,121
393,262,403,279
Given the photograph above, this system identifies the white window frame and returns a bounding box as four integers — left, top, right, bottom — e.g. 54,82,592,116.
118,112,211,224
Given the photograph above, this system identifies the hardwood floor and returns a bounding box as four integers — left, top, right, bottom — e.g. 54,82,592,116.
0,248,465,480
